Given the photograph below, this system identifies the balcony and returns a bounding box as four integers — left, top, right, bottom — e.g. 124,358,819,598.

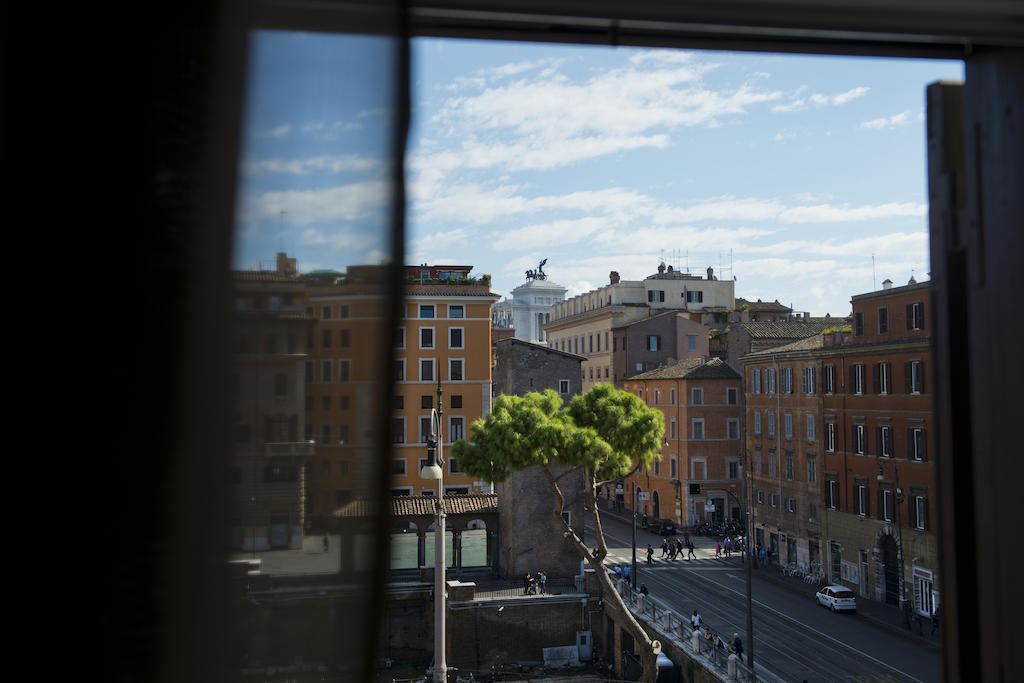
264,441,316,457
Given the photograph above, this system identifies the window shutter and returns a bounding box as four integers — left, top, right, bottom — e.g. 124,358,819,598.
917,301,925,329
906,303,913,330
852,425,858,451
873,363,881,394
849,365,856,393
907,428,914,459
921,430,928,461
922,497,928,530
875,426,883,456
904,361,912,394
886,428,894,455
919,361,926,393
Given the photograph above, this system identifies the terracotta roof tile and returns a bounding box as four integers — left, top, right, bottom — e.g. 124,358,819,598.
732,320,839,339
332,494,499,518
743,334,825,358
630,357,740,380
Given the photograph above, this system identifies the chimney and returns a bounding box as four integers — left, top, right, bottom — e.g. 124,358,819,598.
667,264,674,273
658,262,666,275
707,266,714,280
882,278,893,290
609,271,620,285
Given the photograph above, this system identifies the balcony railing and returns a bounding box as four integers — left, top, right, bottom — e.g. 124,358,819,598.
263,441,316,457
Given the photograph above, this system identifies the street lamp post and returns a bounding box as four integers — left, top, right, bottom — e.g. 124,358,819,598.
420,377,446,682
631,481,638,590
878,463,906,611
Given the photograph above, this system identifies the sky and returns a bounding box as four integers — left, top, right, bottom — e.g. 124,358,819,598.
233,32,964,316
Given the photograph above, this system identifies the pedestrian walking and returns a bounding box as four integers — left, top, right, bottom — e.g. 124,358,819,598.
668,542,676,561
661,539,668,557
724,536,732,558
623,564,631,582
646,543,654,565
642,512,648,528
690,609,702,630
523,573,532,595
730,633,743,658
639,582,649,596
715,541,722,559
539,570,547,594
759,546,767,568
687,538,696,560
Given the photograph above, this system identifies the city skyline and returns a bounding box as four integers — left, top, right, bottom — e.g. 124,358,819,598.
233,32,963,316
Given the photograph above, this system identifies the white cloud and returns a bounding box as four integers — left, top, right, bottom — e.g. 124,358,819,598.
239,180,390,225
243,155,383,176
300,120,363,139
259,124,292,139
422,56,782,179
297,227,382,255
774,86,868,112
832,86,870,105
777,201,925,223
860,111,913,129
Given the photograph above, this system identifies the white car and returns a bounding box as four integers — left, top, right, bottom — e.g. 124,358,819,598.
815,585,857,612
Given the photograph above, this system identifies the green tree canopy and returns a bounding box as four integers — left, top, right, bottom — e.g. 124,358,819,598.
453,384,664,484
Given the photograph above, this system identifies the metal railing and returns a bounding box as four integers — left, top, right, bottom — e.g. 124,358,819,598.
615,579,761,682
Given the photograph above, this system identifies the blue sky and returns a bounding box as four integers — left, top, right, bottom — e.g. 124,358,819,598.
233,32,963,316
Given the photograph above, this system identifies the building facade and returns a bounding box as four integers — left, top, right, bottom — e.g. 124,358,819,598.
230,254,316,550
740,278,937,616
305,265,499,520
621,358,743,526
743,335,826,574
492,273,567,344
613,310,711,383
819,279,937,615
546,264,735,393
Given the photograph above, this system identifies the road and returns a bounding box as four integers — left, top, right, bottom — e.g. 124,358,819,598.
590,515,940,683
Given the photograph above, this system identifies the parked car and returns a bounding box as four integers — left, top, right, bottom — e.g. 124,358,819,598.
652,518,677,535
815,585,857,612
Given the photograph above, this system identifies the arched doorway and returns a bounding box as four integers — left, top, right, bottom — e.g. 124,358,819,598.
652,490,660,519
879,534,900,605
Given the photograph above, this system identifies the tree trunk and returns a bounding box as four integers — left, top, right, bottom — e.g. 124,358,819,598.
542,465,659,682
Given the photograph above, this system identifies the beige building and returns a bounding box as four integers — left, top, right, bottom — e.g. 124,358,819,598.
546,264,735,392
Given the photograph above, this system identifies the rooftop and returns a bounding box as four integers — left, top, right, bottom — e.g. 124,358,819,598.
495,337,586,361
332,494,499,518
731,320,841,339
629,356,741,380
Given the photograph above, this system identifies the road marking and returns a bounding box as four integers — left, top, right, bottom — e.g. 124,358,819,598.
685,569,924,683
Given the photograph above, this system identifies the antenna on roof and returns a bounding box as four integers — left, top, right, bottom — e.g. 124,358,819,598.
872,253,876,290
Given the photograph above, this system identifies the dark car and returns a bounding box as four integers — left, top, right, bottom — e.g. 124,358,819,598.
652,518,677,535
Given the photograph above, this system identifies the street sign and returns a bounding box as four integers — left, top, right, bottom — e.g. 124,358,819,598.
706,504,716,512
638,492,650,501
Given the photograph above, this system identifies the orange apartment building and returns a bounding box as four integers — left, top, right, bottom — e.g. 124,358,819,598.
818,279,937,615
304,265,498,518
741,277,937,614
622,358,743,527
743,335,826,573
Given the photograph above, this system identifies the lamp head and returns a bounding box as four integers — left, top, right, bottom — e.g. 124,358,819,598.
421,436,443,479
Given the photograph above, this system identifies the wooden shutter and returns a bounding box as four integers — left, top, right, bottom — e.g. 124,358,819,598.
918,361,926,393
850,365,857,393
904,361,912,393
873,363,881,394
920,429,928,461
916,301,925,329
906,303,913,330
875,426,883,456
907,428,914,459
